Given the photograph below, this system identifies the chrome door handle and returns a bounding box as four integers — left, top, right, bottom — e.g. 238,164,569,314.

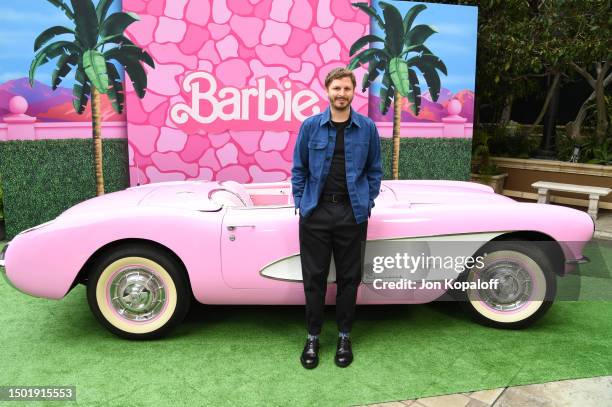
227,225,256,231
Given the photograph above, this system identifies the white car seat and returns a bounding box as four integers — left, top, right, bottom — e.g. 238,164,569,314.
219,180,254,207
209,190,246,207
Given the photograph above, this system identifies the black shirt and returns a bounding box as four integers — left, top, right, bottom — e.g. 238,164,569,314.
321,117,350,195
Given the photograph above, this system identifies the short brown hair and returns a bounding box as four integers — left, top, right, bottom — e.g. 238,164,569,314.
324,68,356,89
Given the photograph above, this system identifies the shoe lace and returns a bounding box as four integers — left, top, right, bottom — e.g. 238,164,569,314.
338,336,351,351
306,338,318,353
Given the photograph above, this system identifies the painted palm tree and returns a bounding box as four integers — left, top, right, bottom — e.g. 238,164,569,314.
348,2,447,180
29,0,154,196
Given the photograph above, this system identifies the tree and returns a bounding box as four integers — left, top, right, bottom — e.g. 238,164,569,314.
29,0,154,196
475,0,610,141
561,0,611,145
568,62,611,144
348,1,447,180
472,0,552,126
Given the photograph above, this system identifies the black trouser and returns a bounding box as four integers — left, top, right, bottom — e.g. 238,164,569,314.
299,200,368,335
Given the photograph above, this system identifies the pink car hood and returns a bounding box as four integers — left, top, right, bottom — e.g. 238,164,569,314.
382,180,514,206
59,181,222,218
58,180,511,219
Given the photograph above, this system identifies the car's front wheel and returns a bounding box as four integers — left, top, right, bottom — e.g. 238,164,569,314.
86,244,191,339
455,240,557,329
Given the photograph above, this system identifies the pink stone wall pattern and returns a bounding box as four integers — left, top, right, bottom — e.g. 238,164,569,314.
140,91,167,113
269,0,292,22
215,35,239,59
227,0,254,16
229,130,262,154
253,0,273,19
216,143,238,167
212,0,231,24
185,1,210,26
146,0,165,16
125,0,370,186
249,166,287,182
215,59,251,88
164,0,188,19
229,15,264,48
289,0,312,29
157,127,188,152
180,25,210,55
180,135,210,163
284,28,313,57
155,17,187,43
260,131,289,151
208,23,231,40
261,20,292,45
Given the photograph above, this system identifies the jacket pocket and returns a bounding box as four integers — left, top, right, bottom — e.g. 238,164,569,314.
308,140,327,149
308,140,328,176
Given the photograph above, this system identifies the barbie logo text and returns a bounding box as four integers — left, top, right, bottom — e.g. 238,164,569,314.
170,72,323,133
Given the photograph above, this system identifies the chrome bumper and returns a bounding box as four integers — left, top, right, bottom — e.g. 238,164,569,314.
0,243,8,268
0,243,14,289
566,256,590,265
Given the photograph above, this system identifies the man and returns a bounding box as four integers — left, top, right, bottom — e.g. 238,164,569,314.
291,67,383,369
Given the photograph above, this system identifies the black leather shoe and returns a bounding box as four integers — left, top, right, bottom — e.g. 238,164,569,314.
335,336,353,368
300,337,320,369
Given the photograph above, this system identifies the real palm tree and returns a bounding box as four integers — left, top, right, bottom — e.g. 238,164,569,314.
349,1,447,180
29,0,154,195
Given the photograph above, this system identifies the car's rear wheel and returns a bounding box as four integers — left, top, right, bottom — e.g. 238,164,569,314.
455,240,557,329
86,244,191,339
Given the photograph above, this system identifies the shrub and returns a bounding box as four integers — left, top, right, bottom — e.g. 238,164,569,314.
0,139,128,239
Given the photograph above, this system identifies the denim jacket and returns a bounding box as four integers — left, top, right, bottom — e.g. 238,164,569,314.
291,107,383,224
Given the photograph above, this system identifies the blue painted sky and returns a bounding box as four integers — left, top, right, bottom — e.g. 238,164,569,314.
0,0,121,87
370,0,478,95
0,0,477,94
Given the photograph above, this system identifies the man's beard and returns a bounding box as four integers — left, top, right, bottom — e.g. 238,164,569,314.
329,96,352,111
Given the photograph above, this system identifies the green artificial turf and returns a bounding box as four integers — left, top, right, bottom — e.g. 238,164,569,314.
0,240,610,406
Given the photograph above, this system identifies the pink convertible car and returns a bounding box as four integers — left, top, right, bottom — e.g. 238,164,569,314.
1,180,593,339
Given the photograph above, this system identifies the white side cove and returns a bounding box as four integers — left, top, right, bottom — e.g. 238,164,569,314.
260,232,505,282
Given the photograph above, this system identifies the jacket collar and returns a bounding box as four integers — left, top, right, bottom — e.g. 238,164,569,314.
319,106,362,128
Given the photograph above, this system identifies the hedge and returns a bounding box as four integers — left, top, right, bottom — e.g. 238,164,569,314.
0,139,128,239
0,137,471,239
0,175,4,220
380,137,472,180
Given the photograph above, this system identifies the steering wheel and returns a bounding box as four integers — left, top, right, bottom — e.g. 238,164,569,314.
207,188,248,207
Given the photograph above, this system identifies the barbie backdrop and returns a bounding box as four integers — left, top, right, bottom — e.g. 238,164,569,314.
0,0,477,185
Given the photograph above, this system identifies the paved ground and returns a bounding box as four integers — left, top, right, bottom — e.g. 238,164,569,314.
360,376,612,407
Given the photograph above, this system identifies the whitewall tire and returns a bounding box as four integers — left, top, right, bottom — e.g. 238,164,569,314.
87,244,191,339
455,240,557,329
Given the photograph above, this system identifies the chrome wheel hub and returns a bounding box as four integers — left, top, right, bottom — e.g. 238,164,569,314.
476,261,533,311
109,267,166,321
